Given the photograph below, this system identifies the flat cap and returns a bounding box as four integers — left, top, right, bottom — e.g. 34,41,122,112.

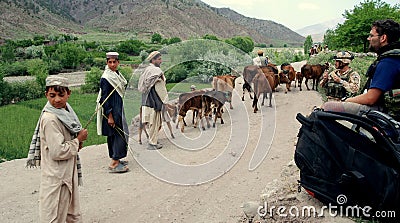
106,52,119,59
146,51,161,62
46,76,69,87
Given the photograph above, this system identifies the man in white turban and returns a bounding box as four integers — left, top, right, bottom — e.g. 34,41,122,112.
138,51,168,150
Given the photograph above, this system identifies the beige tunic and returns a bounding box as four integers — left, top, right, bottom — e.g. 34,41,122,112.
39,112,81,223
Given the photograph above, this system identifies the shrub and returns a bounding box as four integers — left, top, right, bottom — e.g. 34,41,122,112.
26,59,49,90
1,80,42,105
2,61,29,76
81,67,102,93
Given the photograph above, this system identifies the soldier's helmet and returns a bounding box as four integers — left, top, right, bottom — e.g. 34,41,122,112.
333,51,354,64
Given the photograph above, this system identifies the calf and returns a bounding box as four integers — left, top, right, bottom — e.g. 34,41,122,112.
176,90,210,132
279,63,296,93
203,90,228,127
295,71,303,90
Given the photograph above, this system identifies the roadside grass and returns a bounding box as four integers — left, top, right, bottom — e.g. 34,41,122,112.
0,92,142,162
1,82,213,162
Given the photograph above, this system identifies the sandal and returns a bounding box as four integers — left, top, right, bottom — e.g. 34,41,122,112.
119,160,128,166
109,163,129,173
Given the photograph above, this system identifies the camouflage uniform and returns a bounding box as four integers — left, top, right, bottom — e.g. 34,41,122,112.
321,68,360,100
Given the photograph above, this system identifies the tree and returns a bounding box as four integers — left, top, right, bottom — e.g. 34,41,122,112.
0,45,15,63
224,36,254,53
53,43,87,69
151,33,162,43
168,37,182,45
26,59,49,90
117,39,146,55
325,0,400,52
202,34,219,41
304,35,313,55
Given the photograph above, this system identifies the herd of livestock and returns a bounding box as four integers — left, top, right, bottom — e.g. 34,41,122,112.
138,62,330,142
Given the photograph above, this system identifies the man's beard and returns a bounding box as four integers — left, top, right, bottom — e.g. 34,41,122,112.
368,44,378,52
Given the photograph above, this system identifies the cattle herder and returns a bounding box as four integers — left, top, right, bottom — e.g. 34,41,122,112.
253,49,268,67
138,51,169,150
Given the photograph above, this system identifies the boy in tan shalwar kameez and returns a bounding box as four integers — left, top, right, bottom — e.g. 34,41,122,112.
28,76,88,222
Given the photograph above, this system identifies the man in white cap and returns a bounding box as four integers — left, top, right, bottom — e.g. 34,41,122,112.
138,51,168,150
97,52,129,172
253,50,268,67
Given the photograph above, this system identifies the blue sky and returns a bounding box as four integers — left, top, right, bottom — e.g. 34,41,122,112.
200,0,399,30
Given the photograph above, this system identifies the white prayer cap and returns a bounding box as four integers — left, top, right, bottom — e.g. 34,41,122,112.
106,52,119,59
46,76,69,87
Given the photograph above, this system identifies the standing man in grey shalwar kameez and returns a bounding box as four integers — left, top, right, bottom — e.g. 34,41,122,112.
96,52,129,173
138,51,169,150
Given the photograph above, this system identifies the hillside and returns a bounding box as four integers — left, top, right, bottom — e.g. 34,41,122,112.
0,0,304,46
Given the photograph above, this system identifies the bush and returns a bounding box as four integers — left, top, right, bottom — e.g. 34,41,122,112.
1,80,42,105
26,59,49,90
119,65,133,85
46,60,63,75
2,61,29,76
81,67,102,93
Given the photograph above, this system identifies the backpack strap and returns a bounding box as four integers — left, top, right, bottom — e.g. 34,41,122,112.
361,49,400,92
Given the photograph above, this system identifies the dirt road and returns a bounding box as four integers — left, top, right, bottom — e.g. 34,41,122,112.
0,72,354,222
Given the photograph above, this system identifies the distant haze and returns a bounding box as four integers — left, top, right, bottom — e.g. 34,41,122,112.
295,18,346,42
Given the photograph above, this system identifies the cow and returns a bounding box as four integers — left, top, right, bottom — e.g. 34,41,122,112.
294,71,303,90
279,63,296,93
300,62,329,91
175,90,211,132
242,64,278,101
252,67,274,113
138,103,177,144
203,90,228,127
212,75,238,109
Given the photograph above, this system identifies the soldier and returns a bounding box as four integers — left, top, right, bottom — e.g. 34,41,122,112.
322,19,400,121
320,51,360,101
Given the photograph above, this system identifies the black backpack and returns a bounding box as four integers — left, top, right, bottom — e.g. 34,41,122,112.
294,109,400,220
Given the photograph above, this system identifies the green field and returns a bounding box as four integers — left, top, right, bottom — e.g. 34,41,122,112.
0,81,215,162
0,92,141,162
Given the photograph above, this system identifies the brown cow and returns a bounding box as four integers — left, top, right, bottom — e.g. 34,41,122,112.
175,90,211,132
212,75,238,109
294,71,303,90
203,90,228,127
279,63,296,93
242,64,278,101
300,62,329,91
252,67,274,113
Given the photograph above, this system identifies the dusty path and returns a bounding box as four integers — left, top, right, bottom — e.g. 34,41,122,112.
0,72,353,222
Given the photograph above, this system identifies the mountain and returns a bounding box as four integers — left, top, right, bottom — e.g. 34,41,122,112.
0,0,304,46
295,18,345,42
214,7,305,46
